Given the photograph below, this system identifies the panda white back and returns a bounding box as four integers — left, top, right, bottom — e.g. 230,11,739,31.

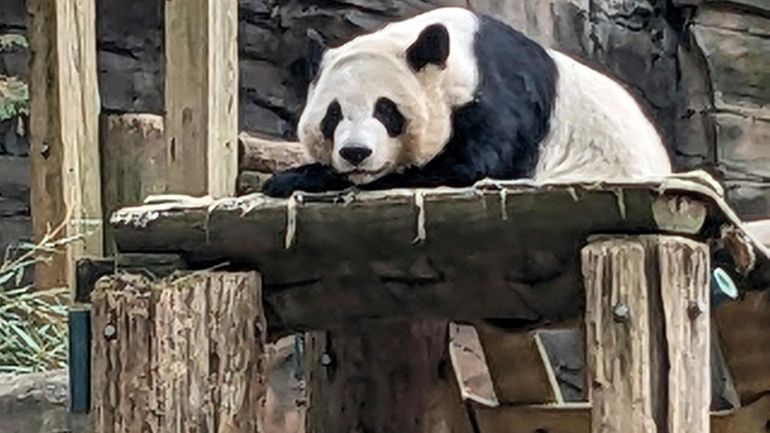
535,50,671,180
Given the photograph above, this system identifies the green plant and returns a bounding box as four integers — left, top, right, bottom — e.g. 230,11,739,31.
0,75,28,122
0,217,79,374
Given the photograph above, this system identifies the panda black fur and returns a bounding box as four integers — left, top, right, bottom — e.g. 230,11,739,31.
263,8,671,198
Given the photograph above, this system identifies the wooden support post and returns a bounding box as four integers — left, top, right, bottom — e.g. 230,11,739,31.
28,0,103,290
100,114,167,254
581,236,710,433
304,320,474,433
165,0,238,198
91,272,265,433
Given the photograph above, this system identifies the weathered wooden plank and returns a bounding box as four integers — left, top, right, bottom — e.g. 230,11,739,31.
165,0,238,197
108,181,770,333
472,398,770,433
304,320,473,433
582,238,659,433
100,114,167,254
582,236,711,433
91,275,158,433
91,272,265,433
156,272,265,432
448,323,499,407
711,395,770,433
28,0,103,290
714,290,770,403
475,324,562,404
658,237,711,433
474,404,591,433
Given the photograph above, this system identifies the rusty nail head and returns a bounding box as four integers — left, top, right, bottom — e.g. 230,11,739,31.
687,300,704,320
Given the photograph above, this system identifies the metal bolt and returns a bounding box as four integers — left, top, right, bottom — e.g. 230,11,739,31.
320,353,333,366
613,302,630,323
687,300,704,320
103,324,117,340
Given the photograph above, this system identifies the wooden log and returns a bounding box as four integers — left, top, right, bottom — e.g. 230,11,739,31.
581,236,710,433
91,275,158,432
165,0,238,197
238,133,309,173
304,320,473,433
110,184,745,333
28,0,103,290
91,272,265,433
100,114,167,254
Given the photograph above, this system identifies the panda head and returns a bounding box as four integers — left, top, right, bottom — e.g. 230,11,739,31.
297,23,456,184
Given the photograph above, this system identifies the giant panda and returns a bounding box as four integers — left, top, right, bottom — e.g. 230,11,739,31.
262,7,672,198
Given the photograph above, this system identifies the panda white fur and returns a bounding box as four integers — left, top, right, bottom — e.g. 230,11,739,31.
263,7,672,197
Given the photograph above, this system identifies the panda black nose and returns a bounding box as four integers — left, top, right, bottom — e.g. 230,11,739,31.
339,146,372,166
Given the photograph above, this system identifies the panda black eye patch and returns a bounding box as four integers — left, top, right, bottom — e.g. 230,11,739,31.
321,100,343,140
373,97,405,137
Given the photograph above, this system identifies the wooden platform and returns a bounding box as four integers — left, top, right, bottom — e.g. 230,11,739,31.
110,173,770,334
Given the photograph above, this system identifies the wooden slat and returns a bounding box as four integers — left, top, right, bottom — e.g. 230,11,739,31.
28,0,103,290
658,237,711,433
712,395,770,433
472,398,770,433
448,323,499,407
475,325,562,404
165,0,238,198
714,290,770,403
474,404,591,433
582,238,658,433
581,236,711,433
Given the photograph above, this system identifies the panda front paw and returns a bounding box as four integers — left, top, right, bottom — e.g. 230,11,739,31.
262,164,352,198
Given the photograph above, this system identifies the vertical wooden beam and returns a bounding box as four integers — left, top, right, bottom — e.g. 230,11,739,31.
91,272,265,433
165,0,238,198
658,238,710,433
100,114,167,254
28,0,103,290
581,236,710,433
304,320,474,433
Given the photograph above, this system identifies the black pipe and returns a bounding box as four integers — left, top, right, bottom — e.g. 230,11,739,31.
68,308,91,414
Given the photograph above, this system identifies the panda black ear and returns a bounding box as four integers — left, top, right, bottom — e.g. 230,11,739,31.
306,29,327,82
406,24,450,72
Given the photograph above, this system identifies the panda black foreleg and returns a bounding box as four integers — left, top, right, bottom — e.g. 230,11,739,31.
262,163,353,198
359,165,481,190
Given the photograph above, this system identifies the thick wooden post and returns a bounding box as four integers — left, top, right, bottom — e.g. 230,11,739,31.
91,272,265,433
304,320,473,433
581,236,710,433
28,0,103,290
165,0,238,198
100,114,167,254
